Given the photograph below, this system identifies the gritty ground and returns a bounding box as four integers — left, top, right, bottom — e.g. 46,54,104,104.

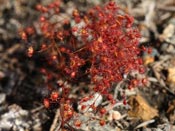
0,0,175,131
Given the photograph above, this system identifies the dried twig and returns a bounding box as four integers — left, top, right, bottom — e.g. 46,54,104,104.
30,105,44,113
157,6,175,12
135,119,155,129
50,109,61,131
152,59,175,96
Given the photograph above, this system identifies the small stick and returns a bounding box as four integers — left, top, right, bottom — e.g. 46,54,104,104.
31,105,44,113
135,119,155,129
50,108,61,131
158,6,175,12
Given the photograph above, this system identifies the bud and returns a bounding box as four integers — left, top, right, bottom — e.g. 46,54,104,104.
43,98,50,108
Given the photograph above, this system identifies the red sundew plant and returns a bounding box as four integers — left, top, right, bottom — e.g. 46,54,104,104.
20,0,146,129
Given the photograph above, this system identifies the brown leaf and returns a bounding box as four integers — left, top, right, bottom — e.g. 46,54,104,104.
167,99,175,123
167,67,175,85
128,95,158,121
